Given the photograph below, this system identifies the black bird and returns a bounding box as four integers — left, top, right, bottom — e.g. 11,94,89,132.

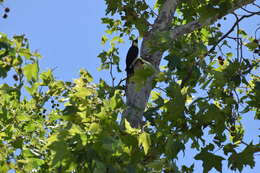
126,39,139,78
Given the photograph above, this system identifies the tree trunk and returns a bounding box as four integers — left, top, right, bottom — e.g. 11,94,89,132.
122,0,255,128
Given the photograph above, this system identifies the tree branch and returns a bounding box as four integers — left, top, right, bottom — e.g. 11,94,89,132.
123,0,256,128
208,11,260,55
142,0,158,17
152,0,181,31
180,8,259,89
169,0,256,40
123,0,182,128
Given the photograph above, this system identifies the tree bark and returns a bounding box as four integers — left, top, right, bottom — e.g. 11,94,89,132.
123,0,255,128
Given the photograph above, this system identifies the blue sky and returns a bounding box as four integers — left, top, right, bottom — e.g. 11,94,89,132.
1,0,114,82
1,0,259,172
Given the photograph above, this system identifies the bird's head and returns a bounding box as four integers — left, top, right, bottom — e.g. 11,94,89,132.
132,39,138,47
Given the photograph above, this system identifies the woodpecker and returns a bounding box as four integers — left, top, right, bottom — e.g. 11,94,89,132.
126,39,139,78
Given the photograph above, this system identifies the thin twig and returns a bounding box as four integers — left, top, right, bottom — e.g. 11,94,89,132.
217,45,225,57
155,86,167,93
116,78,126,87
255,25,260,38
232,13,240,60
145,0,158,17
241,7,257,14
207,12,260,56
109,61,115,87
181,12,260,90
227,36,240,40
239,37,244,62
123,6,152,27
233,89,240,104
253,2,260,8
51,66,58,72
241,140,249,146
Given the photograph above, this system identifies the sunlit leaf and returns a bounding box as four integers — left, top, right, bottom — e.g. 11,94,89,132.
23,63,39,82
138,132,151,155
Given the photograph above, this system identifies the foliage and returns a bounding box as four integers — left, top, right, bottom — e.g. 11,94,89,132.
0,0,260,172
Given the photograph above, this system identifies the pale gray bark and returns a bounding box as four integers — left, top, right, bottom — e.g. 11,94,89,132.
123,0,255,128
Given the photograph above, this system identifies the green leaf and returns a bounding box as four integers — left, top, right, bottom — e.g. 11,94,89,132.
23,63,39,82
13,35,25,44
228,143,258,172
101,35,108,45
199,5,218,23
19,48,32,59
0,165,8,173
110,90,123,109
24,122,38,132
46,134,59,146
25,82,39,95
124,119,140,134
13,35,25,48
94,160,106,173
28,158,45,169
165,135,185,159
165,82,185,119
62,106,78,116
245,41,258,50
40,69,54,85
195,151,224,173
68,124,82,135
89,123,101,134
147,159,164,171
16,114,30,121
226,52,233,58
111,36,124,44
79,69,93,83
138,132,151,155
237,29,248,39
50,140,70,166
223,143,236,155
74,87,93,98
132,60,155,90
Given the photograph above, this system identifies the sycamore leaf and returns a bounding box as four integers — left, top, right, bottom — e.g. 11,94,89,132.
19,48,32,59
228,143,258,172
132,59,155,90
28,158,44,169
165,136,185,159
24,123,38,133
25,82,39,95
68,124,82,136
110,90,123,109
110,36,124,44
138,132,151,155
198,5,219,23
223,143,237,155
165,82,185,119
61,106,78,121
245,42,258,50
94,160,106,173
23,63,39,82
16,114,30,121
79,69,93,83
40,69,54,85
101,35,108,45
147,159,164,171
195,151,224,173
50,140,70,166
89,123,101,134
74,87,93,98
124,119,140,134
